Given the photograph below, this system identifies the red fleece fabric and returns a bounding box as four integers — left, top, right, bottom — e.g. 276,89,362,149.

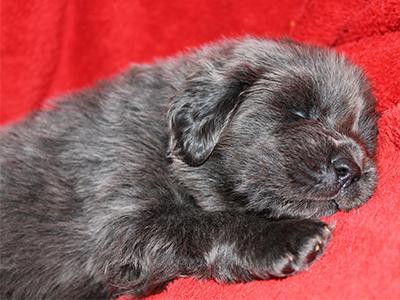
1,1,399,299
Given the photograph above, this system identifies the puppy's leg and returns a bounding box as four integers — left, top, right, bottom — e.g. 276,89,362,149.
92,206,331,298
206,216,332,281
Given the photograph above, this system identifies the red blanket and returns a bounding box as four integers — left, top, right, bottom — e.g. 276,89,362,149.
1,1,399,299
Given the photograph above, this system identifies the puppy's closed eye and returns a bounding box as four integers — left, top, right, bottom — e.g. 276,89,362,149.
292,110,309,119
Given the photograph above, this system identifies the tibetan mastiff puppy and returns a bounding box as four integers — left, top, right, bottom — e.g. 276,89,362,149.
0,38,377,299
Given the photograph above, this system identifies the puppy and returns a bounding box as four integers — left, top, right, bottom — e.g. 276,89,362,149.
0,38,378,299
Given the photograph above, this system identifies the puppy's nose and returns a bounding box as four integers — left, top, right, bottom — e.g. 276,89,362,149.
332,157,361,188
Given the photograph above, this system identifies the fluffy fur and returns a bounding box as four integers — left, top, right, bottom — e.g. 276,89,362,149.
0,38,377,299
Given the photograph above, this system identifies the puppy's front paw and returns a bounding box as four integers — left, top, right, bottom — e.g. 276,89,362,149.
265,220,332,277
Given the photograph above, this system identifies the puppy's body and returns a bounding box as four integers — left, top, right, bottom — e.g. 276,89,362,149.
0,38,377,299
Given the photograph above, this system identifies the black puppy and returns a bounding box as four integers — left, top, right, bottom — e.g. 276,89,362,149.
0,38,377,299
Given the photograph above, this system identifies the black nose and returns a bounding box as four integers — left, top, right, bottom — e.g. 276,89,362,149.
332,157,361,188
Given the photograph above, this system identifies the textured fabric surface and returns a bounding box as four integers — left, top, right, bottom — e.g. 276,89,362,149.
1,0,399,299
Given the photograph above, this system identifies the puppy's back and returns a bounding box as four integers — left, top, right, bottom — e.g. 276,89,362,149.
0,64,179,298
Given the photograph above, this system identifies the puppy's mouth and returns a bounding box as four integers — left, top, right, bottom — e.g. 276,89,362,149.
305,191,343,211
306,178,360,210
305,187,342,202
309,192,355,213
308,196,341,209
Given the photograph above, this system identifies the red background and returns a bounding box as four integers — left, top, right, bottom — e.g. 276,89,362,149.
1,0,399,299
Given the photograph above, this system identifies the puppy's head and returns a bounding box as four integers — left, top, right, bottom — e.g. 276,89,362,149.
168,38,378,218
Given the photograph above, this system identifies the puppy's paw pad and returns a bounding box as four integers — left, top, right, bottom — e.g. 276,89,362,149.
297,224,332,267
269,222,332,278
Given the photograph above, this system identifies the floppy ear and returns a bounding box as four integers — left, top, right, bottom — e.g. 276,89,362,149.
168,64,260,167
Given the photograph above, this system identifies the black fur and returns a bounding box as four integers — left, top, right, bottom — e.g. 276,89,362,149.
0,38,377,299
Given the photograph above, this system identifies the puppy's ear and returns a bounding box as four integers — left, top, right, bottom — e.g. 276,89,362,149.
168,64,260,166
